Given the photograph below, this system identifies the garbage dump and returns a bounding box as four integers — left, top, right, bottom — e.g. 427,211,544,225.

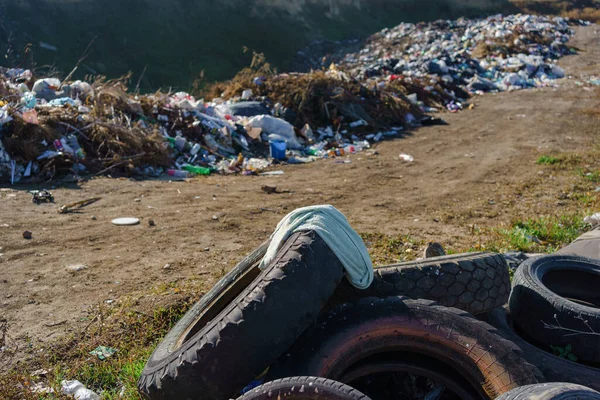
295,14,582,94
0,14,585,183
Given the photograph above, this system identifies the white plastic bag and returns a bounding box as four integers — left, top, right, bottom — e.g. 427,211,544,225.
246,115,301,149
61,380,100,400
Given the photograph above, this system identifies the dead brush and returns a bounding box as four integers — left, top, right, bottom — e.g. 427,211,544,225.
202,51,275,100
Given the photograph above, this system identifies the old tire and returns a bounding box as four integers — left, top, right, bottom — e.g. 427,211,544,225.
482,307,600,391
509,255,600,365
331,252,510,314
495,383,600,400
269,297,543,400
137,231,345,400
236,377,371,400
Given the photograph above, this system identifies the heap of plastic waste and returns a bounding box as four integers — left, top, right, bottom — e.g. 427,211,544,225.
0,14,587,183
297,14,584,95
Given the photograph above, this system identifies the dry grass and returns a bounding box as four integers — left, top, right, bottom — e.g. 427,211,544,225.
510,0,600,22
1,74,171,179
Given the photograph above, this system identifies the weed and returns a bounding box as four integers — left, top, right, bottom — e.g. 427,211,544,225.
468,214,587,253
578,169,600,183
536,155,560,165
551,344,578,362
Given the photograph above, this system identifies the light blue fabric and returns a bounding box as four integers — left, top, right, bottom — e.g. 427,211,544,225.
258,204,374,289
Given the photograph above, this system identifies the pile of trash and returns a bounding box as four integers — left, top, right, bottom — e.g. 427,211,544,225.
0,66,437,183
297,14,582,93
0,14,584,183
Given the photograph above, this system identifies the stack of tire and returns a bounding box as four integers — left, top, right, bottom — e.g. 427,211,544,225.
483,254,600,392
137,231,600,400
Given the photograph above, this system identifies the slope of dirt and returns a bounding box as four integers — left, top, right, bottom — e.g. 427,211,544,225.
0,26,599,350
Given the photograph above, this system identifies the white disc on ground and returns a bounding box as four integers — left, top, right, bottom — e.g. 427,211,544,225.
111,217,140,226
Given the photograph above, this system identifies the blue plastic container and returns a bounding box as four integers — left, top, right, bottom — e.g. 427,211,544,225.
269,140,287,160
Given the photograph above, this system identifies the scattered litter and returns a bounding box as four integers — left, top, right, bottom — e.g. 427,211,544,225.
584,212,600,227
111,217,140,226
66,264,89,272
30,382,54,394
89,346,117,360
31,189,54,204
58,197,101,214
399,153,414,162
31,369,49,377
61,380,100,400
260,170,285,176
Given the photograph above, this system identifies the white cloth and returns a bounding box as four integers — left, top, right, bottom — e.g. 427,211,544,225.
258,205,373,289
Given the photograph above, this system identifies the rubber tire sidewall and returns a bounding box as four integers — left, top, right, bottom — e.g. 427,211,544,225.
237,376,372,400
481,307,600,391
138,231,345,399
495,382,600,400
509,255,600,365
269,297,543,400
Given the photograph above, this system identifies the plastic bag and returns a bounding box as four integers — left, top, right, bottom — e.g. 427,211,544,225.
246,115,302,149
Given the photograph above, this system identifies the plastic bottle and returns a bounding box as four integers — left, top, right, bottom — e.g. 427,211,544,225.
174,136,187,151
167,169,189,178
66,135,85,160
190,143,201,156
182,165,211,176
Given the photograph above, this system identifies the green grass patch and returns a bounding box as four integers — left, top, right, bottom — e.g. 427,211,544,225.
578,168,600,183
470,214,588,253
0,294,200,399
536,155,561,165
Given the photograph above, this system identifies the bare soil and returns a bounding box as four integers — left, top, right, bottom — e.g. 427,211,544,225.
1,26,599,354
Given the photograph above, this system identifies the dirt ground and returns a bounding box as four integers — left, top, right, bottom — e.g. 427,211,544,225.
1,26,599,354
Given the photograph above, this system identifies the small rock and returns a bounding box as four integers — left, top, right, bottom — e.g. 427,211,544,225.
148,219,156,227
261,185,278,194
23,230,32,239
204,247,210,252
424,242,446,258
134,198,141,202
212,215,219,220
163,263,171,270
91,216,97,220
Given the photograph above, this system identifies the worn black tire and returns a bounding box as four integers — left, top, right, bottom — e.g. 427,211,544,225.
482,307,600,390
509,255,600,365
137,231,345,400
236,376,372,400
495,383,600,400
331,252,510,314
269,297,543,400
